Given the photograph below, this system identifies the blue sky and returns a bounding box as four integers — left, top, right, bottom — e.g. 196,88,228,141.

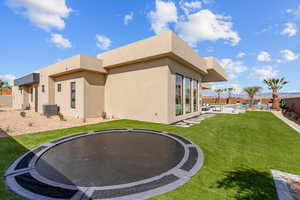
0,0,299,95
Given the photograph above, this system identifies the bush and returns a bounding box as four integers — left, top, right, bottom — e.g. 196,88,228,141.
20,111,26,118
58,112,66,121
101,112,107,119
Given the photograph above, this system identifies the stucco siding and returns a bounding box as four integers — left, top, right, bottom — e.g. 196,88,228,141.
54,72,85,118
0,95,12,107
104,58,169,123
12,86,23,109
84,71,106,118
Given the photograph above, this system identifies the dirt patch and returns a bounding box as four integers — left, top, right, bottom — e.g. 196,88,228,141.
0,107,115,137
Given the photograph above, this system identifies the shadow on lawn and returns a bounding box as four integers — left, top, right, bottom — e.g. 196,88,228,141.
0,129,78,199
216,168,277,200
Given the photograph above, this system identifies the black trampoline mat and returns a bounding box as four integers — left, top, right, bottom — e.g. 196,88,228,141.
35,131,185,187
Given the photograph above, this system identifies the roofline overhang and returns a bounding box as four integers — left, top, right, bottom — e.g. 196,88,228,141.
101,52,207,75
202,57,228,82
49,68,107,78
14,73,40,86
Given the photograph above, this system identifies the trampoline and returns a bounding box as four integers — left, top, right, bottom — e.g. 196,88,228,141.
5,129,204,200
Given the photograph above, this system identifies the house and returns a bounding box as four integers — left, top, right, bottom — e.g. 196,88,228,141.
12,32,227,124
1,87,12,96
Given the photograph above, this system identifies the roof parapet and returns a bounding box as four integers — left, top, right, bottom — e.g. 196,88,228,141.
202,83,212,90
202,57,228,82
36,54,107,78
97,32,208,75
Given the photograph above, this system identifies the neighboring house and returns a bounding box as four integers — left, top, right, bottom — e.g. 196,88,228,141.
12,32,227,124
1,87,12,96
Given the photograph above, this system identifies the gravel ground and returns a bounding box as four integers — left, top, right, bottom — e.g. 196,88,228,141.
0,107,114,137
272,111,300,133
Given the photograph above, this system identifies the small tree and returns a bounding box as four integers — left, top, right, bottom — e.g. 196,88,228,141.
215,89,224,104
244,87,262,108
225,87,234,104
0,80,6,95
263,78,288,110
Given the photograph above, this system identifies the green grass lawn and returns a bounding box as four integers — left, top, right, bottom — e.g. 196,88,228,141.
1,111,300,200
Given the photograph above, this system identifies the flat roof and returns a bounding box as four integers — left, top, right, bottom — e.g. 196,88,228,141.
97,32,228,82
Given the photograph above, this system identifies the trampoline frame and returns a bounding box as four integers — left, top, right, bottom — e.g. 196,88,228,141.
5,129,204,200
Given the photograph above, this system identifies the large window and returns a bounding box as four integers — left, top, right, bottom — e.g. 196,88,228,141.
175,74,183,116
185,78,192,113
70,82,76,109
193,80,199,112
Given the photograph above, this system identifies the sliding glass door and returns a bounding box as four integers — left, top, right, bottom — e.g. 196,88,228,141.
185,78,192,114
193,80,199,112
176,74,183,116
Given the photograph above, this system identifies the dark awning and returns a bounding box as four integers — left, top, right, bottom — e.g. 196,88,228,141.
14,73,40,86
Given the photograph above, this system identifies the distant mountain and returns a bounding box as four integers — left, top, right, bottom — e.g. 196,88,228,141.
256,92,300,98
204,92,300,99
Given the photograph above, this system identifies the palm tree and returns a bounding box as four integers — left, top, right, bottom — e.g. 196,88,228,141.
215,89,224,104
244,87,262,108
263,78,288,110
225,87,234,104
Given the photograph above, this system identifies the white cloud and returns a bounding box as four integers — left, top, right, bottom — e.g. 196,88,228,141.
280,49,299,61
281,23,298,37
286,5,300,20
257,51,271,62
248,66,278,81
50,33,72,48
124,12,133,25
96,35,111,50
6,0,72,31
0,74,17,86
237,52,246,58
148,1,240,47
177,9,240,47
180,1,202,15
149,0,178,34
220,58,247,80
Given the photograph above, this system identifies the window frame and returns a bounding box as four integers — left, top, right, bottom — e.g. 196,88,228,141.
193,80,199,112
175,74,184,116
57,84,62,92
70,82,76,109
185,77,192,114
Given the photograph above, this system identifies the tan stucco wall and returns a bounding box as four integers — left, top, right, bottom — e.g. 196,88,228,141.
167,59,202,123
104,58,169,123
12,86,23,109
0,95,12,107
84,71,106,118
54,72,85,119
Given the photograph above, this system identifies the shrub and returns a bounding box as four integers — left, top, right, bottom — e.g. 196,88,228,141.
58,112,66,121
101,112,107,119
20,111,26,118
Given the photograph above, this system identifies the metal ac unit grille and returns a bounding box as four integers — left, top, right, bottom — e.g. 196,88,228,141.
43,104,58,116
